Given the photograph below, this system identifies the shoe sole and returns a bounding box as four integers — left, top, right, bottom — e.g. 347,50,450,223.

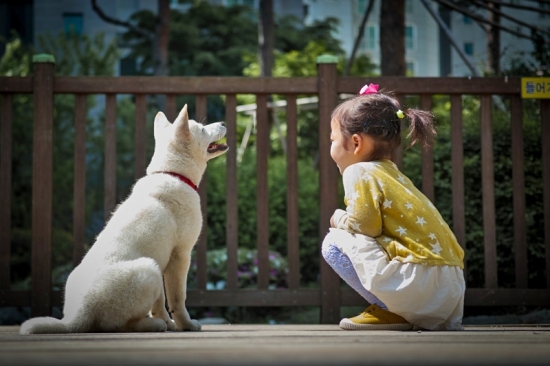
339,319,414,331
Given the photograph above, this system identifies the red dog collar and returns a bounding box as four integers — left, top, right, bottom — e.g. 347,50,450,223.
156,171,199,192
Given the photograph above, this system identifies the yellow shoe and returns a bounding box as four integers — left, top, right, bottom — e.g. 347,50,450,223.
339,304,413,330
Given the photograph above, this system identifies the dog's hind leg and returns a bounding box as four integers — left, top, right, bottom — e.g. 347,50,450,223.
120,317,167,332
150,281,177,331
163,251,201,331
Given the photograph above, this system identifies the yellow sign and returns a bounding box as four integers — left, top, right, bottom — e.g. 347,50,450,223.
521,77,550,99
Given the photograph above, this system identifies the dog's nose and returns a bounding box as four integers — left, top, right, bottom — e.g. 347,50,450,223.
220,122,226,127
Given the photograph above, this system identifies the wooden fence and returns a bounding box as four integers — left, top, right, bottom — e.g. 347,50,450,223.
0,55,549,324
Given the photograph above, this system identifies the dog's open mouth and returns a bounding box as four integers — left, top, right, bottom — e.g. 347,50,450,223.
208,141,228,153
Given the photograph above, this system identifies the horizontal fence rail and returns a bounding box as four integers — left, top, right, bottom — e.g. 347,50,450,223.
0,59,549,324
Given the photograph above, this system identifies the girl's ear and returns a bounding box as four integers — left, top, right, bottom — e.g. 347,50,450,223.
351,134,363,155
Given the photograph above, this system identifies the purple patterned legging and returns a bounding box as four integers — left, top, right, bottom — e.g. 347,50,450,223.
322,239,387,310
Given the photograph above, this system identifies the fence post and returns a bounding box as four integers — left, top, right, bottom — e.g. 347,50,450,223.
31,54,55,316
317,55,341,324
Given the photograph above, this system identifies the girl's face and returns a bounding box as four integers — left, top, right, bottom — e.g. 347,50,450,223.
330,118,377,174
330,119,358,174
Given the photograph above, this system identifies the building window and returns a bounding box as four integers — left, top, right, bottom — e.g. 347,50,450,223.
463,15,473,24
361,25,377,50
406,0,414,14
63,13,83,36
464,42,474,56
406,61,415,76
405,25,415,50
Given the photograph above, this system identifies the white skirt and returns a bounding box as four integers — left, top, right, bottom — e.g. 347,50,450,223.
326,228,466,330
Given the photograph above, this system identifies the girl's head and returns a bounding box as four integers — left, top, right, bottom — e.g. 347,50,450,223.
330,88,436,172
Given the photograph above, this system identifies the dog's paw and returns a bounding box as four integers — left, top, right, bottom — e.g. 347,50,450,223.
181,319,201,331
165,319,177,331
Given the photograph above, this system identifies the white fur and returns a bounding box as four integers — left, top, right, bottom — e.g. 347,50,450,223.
20,105,227,334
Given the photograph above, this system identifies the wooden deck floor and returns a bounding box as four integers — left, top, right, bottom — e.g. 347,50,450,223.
1,324,549,366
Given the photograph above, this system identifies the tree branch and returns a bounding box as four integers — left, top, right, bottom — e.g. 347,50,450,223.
435,0,550,43
472,0,550,37
91,0,154,40
475,0,550,14
343,0,375,76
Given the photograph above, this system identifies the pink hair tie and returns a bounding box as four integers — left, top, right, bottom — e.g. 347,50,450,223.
359,83,379,95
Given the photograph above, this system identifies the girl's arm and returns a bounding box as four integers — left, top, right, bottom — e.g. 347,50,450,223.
332,164,383,237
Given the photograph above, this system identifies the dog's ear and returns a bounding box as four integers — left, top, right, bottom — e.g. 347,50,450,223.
154,112,171,138
174,104,190,137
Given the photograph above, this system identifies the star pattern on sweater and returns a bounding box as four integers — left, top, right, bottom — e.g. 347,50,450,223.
396,226,407,236
416,216,427,226
383,199,392,209
431,241,443,255
405,202,413,210
383,237,391,243
428,233,437,240
397,175,407,184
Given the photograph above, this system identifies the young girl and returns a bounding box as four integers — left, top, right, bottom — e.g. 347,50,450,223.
323,84,465,331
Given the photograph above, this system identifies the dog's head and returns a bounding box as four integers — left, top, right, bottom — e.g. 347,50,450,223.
146,105,228,182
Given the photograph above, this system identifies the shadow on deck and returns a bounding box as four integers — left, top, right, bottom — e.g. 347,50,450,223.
1,324,549,366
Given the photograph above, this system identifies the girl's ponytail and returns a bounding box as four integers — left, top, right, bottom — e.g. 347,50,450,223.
404,108,437,149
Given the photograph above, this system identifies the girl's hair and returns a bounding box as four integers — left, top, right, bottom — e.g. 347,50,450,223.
331,92,436,161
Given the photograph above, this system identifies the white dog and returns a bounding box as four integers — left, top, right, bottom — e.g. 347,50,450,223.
20,105,228,333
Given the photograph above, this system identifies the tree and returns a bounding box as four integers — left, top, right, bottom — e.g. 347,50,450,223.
258,0,274,77
379,0,406,76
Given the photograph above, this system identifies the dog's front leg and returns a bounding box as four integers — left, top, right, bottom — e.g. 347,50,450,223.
150,282,177,331
163,250,201,331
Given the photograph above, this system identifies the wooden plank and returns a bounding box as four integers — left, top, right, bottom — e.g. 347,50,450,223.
186,289,321,307
451,95,466,250
31,61,54,316
53,76,318,95
256,94,270,289
0,94,12,289
0,76,33,92
4,288,550,308
195,95,208,291
317,61,340,324
72,94,87,267
134,94,147,180
481,95,497,289
511,95,527,289
337,77,521,95
104,94,117,222
420,94,434,203
542,99,550,289
225,95,239,290
286,95,300,289
166,94,176,121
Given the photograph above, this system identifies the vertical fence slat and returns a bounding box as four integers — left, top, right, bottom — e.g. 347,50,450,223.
318,61,340,324
104,94,117,222
32,60,54,316
256,94,270,289
421,94,434,203
393,94,405,170
134,94,147,180
481,94,497,288
225,94,238,290
451,95,466,250
195,94,208,290
511,95,527,288
73,94,87,267
0,94,12,289
542,99,550,288
166,94,176,121
286,94,300,289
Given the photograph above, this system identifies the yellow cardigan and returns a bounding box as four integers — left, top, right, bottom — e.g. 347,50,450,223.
332,160,464,268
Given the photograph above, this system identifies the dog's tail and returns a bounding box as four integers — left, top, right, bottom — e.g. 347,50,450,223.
20,317,71,334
